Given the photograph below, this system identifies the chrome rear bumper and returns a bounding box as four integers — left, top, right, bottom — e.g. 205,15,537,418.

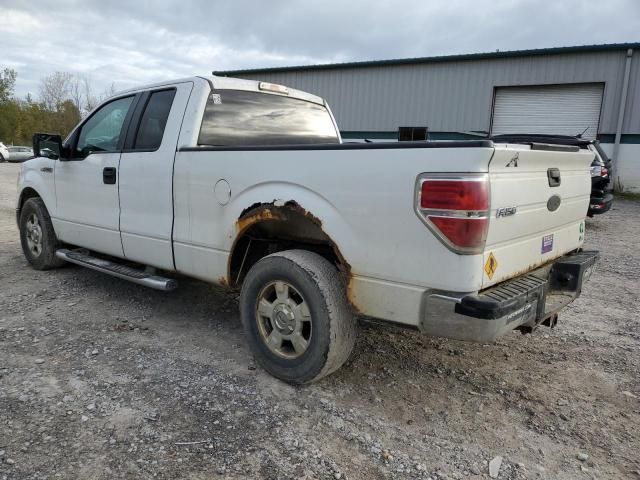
420,250,599,342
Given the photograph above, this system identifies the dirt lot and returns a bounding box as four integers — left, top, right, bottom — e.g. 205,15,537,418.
0,162,638,480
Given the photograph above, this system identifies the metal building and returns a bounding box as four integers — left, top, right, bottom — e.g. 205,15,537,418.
217,43,640,192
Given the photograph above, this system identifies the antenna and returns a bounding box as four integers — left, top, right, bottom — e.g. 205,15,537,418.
576,126,589,138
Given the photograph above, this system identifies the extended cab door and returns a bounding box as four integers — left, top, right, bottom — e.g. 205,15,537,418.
118,82,193,270
54,94,138,257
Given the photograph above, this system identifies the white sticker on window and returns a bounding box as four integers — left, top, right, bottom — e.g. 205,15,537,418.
210,93,222,104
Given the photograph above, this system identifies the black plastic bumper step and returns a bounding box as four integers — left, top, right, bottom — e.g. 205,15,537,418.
456,274,547,320
455,250,599,321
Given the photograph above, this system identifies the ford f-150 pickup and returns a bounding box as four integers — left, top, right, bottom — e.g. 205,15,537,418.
17,75,598,383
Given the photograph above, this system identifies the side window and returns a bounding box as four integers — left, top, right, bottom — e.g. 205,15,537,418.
76,96,134,157
133,89,176,150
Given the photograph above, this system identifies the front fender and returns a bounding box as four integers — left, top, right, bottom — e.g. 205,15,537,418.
17,157,57,218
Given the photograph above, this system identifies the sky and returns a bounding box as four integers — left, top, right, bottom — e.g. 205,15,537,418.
1,0,639,99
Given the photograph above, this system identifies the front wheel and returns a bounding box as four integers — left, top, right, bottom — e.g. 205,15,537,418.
239,250,357,384
19,197,65,270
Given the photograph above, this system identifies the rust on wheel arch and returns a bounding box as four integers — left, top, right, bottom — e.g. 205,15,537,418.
235,206,284,234
229,200,362,315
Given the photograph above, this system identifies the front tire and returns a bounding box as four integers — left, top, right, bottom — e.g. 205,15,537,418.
19,198,65,270
239,250,357,384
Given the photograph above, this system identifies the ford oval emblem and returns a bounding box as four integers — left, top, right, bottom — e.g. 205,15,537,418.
547,195,561,212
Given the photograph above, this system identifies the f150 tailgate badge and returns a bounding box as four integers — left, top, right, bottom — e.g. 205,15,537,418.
496,206,517,218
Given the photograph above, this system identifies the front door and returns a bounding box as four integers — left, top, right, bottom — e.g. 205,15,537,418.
53,95,137,257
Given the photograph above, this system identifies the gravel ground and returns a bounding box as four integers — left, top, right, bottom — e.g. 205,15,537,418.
0,162,639,480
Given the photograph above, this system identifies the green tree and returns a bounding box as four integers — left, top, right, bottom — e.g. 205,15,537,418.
0,68,17,102
1,68,88,145
56,100,82,136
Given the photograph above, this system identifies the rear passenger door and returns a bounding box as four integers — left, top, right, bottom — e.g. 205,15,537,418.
118,82,193,270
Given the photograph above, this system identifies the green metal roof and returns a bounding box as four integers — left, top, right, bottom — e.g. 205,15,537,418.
215,43,639,76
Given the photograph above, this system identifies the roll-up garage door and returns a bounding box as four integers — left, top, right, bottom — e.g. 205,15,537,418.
491,83,604,140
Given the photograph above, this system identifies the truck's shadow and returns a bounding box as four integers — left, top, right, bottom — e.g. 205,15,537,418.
44,255,529,406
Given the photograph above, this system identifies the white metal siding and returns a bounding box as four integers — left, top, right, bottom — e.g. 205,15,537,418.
491,83,604,139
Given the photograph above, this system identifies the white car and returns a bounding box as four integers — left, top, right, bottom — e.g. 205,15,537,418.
0,142,10,162
7,146,34,162
16,76,598,383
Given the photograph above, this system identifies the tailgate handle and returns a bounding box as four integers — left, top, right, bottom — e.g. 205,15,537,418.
547,168,561,187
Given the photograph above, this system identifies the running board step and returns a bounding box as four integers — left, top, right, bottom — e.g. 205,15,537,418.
55,249,177,291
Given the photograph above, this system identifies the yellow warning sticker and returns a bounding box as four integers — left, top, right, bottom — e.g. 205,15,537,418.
484,252,498,280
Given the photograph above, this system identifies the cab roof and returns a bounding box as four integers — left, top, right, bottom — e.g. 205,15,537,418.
115,75,326,106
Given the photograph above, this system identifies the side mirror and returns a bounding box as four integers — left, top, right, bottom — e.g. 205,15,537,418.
32,133,67,160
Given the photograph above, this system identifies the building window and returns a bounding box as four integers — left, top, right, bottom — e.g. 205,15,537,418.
398,127,428,142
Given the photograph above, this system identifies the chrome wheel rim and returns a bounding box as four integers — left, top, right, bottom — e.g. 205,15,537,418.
255,281,312,359
25,213,43,257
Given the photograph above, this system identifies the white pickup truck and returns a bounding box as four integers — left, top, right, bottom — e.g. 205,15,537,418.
18,75,598,383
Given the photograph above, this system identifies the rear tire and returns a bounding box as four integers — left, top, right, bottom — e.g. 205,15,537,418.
19,198,65,270
239,249,357,384
0,153,5,163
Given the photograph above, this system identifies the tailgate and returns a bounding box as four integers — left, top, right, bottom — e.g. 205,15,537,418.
482,143,594,288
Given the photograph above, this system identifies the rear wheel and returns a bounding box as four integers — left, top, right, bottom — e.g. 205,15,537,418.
239,250,357,384
0,153,5,163
19,198,65,270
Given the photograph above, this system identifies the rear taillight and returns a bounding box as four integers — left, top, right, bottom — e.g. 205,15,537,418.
591,165,609,178
419,179,489,211
416,174,489,253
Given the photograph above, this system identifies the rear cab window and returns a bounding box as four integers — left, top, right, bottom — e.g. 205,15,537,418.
198,89,339,146
134,89,176,150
